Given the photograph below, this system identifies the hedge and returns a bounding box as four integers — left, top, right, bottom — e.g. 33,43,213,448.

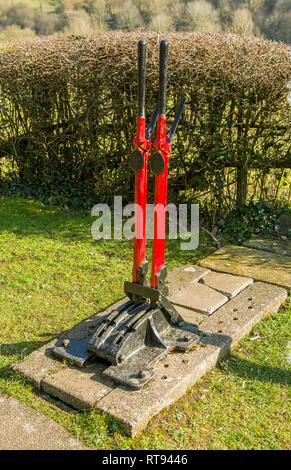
0,31,290,208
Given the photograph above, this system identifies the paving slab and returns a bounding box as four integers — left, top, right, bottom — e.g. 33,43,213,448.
201,282,287,344
0,394,89,450
12,339,63,390
42,363,116,410
96,335,229,436
175,305,207,325
96,282,287,436
165,265,209,295
169,282,228,315
243,238,291,257
200,271,253,298
200,244,291,293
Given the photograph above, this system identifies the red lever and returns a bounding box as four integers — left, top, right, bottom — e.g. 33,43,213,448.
132,115,150,283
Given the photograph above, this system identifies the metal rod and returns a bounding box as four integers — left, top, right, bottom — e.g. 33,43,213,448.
138,40,146,117
159,40,168,117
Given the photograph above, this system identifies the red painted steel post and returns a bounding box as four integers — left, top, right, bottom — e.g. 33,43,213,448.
151,117,172,288
132,116,149,283
132,40,150,284
151,40,172,288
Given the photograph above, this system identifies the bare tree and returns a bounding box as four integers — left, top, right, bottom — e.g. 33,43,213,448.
185,0,221,32
64,9,94,34
149,12,174,31
116,0,143,30
229,7,255,36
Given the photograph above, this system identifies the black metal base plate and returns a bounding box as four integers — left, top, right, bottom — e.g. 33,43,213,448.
53,335,94,368
103,321,200,389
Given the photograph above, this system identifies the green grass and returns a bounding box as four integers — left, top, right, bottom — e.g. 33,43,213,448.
0,196,290,450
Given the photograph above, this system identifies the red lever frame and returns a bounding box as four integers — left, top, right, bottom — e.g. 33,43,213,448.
131,40,185,291
132,116,150,283
150,115,172,288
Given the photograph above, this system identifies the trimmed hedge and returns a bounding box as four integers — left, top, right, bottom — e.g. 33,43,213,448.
0,32,290,207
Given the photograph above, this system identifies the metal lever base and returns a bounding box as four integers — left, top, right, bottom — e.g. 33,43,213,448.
53,285,199,390
88,292,199,389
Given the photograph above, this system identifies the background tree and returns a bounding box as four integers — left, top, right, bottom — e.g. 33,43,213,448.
64,9,94,34
34,12,64,35
149,12,174,32
0,3,35,30
0,0,290,43
0,24,35,40
115,0,143,31
263,0,291,44
185,0,221,32
229,7,255,36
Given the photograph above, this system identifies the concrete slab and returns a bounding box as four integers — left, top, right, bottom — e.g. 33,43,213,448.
96,336,229,436
96,282,287,436
243,238,291,257
42,363,116,410
165,265,209,295
200,271,253,298
12,339,62,390
175,305,207,325
200,245,291,292
201,282,287,345
169,282,228,315
0,394,89,450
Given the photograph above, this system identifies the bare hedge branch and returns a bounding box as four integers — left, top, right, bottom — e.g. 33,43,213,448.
0,31,290,206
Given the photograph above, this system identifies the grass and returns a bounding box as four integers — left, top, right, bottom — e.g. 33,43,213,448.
0,195,290,450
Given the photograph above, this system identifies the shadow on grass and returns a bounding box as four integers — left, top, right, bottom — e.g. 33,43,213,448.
0,340,46,357
219,354,291,387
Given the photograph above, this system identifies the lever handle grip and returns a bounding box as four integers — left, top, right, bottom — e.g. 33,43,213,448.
138,40,146,117
159,40,168,116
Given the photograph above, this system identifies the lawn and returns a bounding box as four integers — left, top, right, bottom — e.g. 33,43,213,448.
0,196,290,450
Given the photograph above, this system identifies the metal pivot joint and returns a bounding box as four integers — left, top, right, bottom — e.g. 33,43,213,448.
53,40,196,391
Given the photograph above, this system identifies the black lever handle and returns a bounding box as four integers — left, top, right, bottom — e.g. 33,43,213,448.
138,40,146,117
145,104,159,140
159,40,168,117
167,97,186,143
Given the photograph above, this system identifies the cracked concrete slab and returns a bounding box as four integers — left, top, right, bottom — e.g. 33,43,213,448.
96,335,229,436
200,245,291,292
169,282,228,314
165,265,209,295
201,282,287,344
12,339,62,389
0,394,89,450
200,271,253,298
175,305,207,325
42,363,116,410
